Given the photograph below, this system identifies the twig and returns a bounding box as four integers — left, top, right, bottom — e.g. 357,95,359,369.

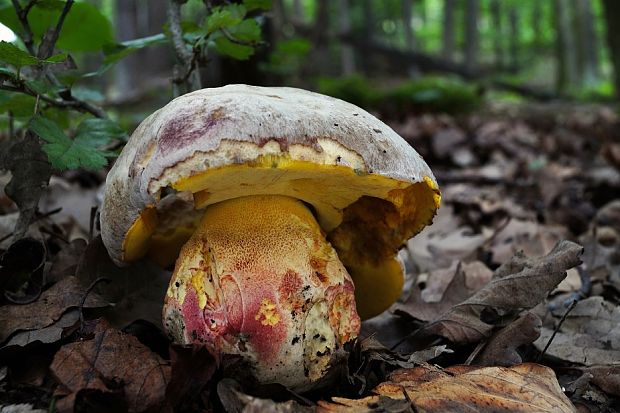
39,226,69,244
11,0,38,55
7,1,107,119
536,299,577,362
167,0,201,92
38,0,75,59
464,340,487,365
79,277,111,334
0,83,106,118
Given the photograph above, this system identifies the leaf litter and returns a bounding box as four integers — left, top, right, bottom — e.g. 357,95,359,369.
0,102,619,411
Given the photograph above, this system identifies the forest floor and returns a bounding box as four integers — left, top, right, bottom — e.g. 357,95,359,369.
0,100,619,412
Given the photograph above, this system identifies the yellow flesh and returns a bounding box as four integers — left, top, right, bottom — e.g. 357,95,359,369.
164,195,360,385
123,157,440,318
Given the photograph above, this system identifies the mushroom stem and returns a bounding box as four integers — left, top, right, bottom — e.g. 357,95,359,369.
163,195,360,389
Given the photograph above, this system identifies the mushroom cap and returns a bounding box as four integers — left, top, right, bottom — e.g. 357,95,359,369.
100,84,440,318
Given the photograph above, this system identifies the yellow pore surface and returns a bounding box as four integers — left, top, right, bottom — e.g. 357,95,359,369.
124,156,440,318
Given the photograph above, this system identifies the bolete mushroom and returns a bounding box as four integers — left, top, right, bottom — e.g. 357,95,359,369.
100,85,440,389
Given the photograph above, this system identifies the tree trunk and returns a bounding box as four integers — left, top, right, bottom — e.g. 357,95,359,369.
489,0,503,69
338,0,355,75
292,0,304,23
402,0,415,51
532,0,543,50
464,0,479,74
361,0,375,74
575,0,599,86
442,0,455,61
508,7,519,71
603,0,620,98
112,0,169,98
554,0,577,94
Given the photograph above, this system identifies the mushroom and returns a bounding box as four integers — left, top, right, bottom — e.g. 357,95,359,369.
100,85,440,389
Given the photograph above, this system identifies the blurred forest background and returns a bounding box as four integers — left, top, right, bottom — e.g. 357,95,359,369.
2,0,620,137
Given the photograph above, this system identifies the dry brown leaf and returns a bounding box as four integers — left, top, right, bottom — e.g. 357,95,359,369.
2,309,79,348
416,240,582,343
217,379,314,413
76,236,170,328
585,366,620,397
318,363,575,413
407,206,487,272
395,261,492,322
50,320,170,413
490,219,568,265
534,296,620,366
476,312,542,366
0,276,109,343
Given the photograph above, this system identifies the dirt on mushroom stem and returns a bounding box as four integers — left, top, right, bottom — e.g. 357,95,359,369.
162,195,361,390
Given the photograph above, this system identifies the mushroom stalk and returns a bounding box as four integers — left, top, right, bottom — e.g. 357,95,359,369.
163,195,360,389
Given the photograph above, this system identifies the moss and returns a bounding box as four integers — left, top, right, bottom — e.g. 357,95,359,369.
316,75,482,115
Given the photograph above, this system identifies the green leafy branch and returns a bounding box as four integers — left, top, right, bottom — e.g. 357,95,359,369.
167,0,271,94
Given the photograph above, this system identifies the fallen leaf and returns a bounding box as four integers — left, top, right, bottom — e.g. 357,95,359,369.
76,236,170,328
48,238,87,283
476,312,542,366
395,260,493,322
50,320,170,413
318,363,575,413
164,345,217,412
417,240,582,343
585,366,620,397
489,219,568,265
0,237,46,303
0,404,46,413
407,206,488,272
2,309,79,348
0,276,108,343
217,379,314,413
0,132,52,240
534,296,620,366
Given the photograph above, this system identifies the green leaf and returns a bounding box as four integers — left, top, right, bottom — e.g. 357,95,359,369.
102,33,167,66
0,93,36,117
76,118,127,144
0,67,17,79
25,79,52,95
243,0,272,11
29,115,115,170
0,2,113,52
71,87,104,102
227,19,261,42
206,4,246,34
213,35,255,60
0,41,38,67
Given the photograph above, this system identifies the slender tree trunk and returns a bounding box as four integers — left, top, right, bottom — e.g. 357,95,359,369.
402,0,414,51
114,0,138,95
442,0,455,61
554,0,577,93
508,7,519,71
310,0,330,75
292,0,304,23
602,0,620,98
532,1,543,50
489,0,503,69
338,0,355,75
575,0,599,86
112,0,169,97
270,0,285,43
464,0,479,74
361,0,375,74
